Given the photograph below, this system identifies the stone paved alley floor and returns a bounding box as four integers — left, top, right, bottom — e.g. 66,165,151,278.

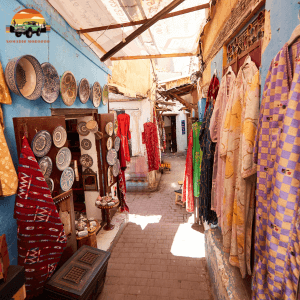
98,154,214,300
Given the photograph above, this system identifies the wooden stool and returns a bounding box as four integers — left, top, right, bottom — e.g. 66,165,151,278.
175,191,182,204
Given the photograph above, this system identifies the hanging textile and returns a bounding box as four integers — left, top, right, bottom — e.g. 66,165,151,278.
205,75,220,114
182,129,194,212
199,103,217,225
220,59,259,278
162,127,166,150
209,70,236,220
117,113,131,163
142,122,160,172
198,98,206,122
14,136,67,298
252,42,300,300
118,169,129,213
192,122,202,197
0,61,12,105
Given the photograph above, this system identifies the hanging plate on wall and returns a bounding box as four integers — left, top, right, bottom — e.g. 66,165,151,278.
106,149,117,166
53,125,67,148
91,82,102,108
77,121,89,136
112,159,120,177
56,147,72,171
45,178,54,193
60,71,77,106
80,154,93,168
114,136,121,152
41,62,60,103
114,119,118,135
31,130,52,157
81,138,92,150
38,156,53,178
5,55,45,100
105,122,113,136
78,78,90,104
107,137,113,150
60,167,75,192
102,84,109,106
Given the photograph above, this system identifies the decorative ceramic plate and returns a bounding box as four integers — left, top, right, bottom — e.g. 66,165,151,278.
91,82,102,108
114,136,121,152
60,71,77,106
39,156,53,178
77,121,89,136
108,167,113,186
56,147,72,171
41,62,60,103
80,154,93,168
102,84,109,106
78,78,90,104
106,149,117,166
53,125,67,148
45,178,54,193
31,130,52,158
113,159,120,177
81,138,92,150
114,119,118,135
60,167,75,192
86,120,98,133
105,122,113,136
107,137,113,150
5,55,45,100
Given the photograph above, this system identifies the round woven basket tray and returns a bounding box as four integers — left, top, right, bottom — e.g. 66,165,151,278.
95,200,119,210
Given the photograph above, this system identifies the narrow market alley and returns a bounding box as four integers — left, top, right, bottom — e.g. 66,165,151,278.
98,153,213,300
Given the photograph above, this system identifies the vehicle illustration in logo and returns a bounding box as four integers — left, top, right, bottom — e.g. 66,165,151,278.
6,9,50,38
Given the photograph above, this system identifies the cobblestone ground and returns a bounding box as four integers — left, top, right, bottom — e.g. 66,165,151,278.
98,153,213,300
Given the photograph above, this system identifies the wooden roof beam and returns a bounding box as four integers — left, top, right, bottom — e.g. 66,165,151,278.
110,53,195,60
79,3,210,34
101,0,188,62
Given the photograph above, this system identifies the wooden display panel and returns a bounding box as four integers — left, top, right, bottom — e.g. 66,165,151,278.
13,116,68,198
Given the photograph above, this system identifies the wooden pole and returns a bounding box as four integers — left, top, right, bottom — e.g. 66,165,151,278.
110,53,195,60
100,0,188,62
79,3,210,34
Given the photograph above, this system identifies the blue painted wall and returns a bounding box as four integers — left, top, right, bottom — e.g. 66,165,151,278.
0,0,111,264
210,47,223,80
261,0,300,90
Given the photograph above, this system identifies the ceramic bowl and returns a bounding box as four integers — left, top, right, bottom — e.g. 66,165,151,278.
5,55,45,100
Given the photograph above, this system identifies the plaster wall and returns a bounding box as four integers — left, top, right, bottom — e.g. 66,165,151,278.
0,0,110,265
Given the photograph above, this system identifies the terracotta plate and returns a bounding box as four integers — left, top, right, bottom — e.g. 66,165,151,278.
81,138,92,150
91,82,102,108
53,125,67,148
105,122,113,136
60,71,77,106
113,159,120,177
77,121,89,136
107,149,117,166
46,178,54,193
80,154,93,168
102,84,109,106
31,130,52,158
114,119,118,135
41,62,60,103
107,137,113,150
38,156,52,178
114,136,121,152
56,147,72,171
78,78,90,104
60,167,75,192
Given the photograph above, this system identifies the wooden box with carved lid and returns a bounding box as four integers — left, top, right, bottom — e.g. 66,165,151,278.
44,245,110,300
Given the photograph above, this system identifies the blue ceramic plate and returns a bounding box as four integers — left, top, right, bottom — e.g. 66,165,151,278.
60,167,75,192
38,156,53,178
56,147,72,171
31,130,52,157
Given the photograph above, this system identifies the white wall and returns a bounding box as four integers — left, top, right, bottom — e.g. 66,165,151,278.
176,111,188,152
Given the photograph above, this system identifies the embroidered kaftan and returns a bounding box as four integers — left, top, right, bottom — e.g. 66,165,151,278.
253,42,300,300
220,60,259,278
199,103,217,224
183,129,194,212
117,113,131,162
192,122,202,198
209,70,236,217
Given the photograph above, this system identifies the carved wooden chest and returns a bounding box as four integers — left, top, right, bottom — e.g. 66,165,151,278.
44,245,110,300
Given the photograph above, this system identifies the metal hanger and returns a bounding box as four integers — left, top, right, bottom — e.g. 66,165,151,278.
227,65,233,74
245,54,252,65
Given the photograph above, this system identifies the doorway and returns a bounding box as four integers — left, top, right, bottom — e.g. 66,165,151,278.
163,115,177,153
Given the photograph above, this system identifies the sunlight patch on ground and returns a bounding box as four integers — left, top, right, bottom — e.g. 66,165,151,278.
171,182,177,188
171,223,205,258
128,214,162,230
